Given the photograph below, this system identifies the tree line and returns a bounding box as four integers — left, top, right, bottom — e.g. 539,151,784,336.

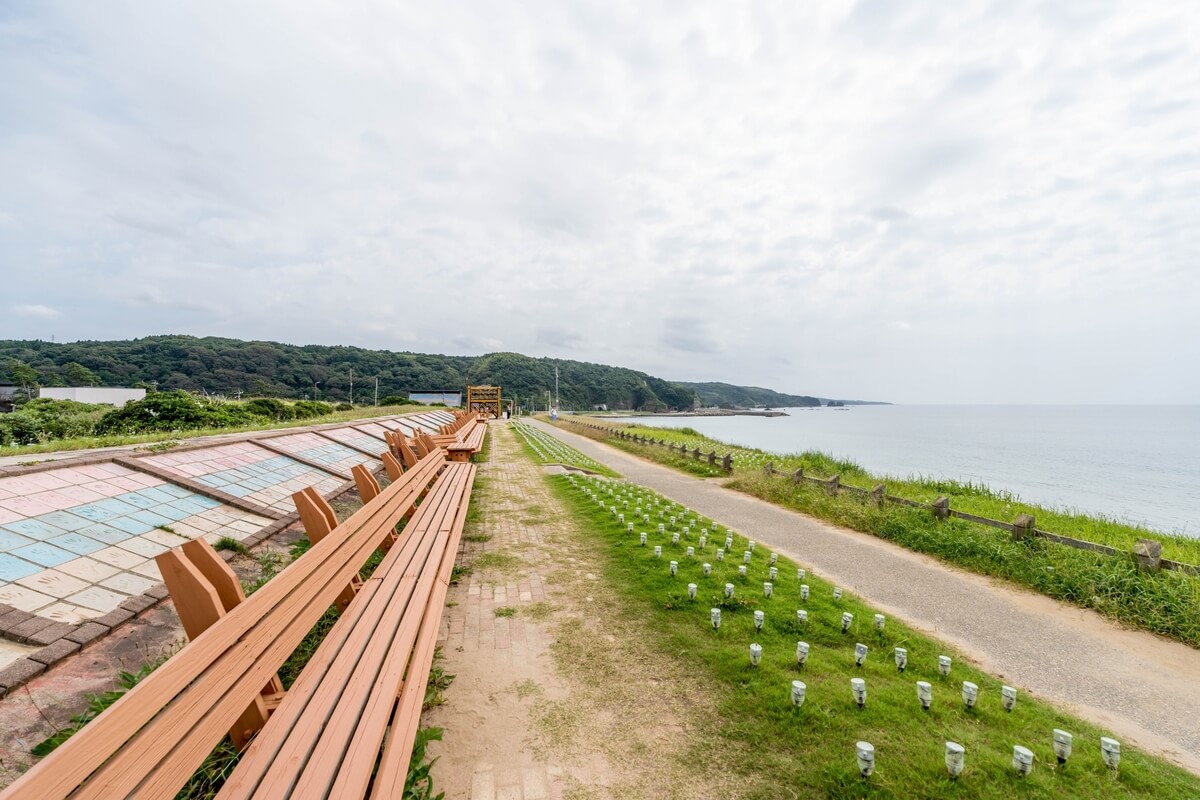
0,335,698,412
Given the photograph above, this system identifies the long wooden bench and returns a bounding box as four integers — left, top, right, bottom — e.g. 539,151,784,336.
0,447,474,799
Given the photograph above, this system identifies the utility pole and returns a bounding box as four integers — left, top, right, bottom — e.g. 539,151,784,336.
349,368,354,405
374,377,379,406
554,365,559,409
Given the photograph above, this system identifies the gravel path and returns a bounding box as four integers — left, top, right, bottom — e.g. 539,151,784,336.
532,419,1200,775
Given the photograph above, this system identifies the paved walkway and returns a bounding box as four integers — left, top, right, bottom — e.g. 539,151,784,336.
531,420,1200,775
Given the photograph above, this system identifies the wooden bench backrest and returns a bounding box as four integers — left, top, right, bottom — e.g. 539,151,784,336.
0,449,448,800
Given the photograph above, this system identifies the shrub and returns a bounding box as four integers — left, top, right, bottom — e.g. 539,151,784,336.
377,395,408,406
335,402,354,411
290,400,334,420
242,397,294,421
94,391,257,435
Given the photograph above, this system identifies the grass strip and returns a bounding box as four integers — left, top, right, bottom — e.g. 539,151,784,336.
548,469,1200,798
554,419,1200,649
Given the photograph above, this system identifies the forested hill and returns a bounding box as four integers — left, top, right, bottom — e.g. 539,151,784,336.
0,336,696,411
676,382,821,408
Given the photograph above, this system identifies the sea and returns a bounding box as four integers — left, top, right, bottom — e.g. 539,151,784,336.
612,405,1200,538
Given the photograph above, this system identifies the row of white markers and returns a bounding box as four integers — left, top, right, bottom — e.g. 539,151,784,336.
573,475,1124,777
852,731,1121,779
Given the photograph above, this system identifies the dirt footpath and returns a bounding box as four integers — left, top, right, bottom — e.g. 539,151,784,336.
425,423,742,800
528,419,1200,777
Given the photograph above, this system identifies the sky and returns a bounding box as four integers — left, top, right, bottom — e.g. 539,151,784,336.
1,1,1197,404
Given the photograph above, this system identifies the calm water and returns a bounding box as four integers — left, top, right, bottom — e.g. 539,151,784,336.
620,406,1200,537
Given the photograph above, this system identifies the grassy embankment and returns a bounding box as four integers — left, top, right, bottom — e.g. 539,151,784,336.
0,402,432,459
553,418,1200,649
544,464,1200,798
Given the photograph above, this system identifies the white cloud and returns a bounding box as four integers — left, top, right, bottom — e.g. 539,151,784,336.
0,1,1197,402
10,303,62,319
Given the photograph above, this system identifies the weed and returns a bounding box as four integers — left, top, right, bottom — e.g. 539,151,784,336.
494,606,517,617
213,536,250,555
155,524,178,534
472,552,521,573
462,533,493,543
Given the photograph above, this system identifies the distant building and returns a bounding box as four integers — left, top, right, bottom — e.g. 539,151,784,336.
0,384,16,413
407,390,462,407
40,387,147,405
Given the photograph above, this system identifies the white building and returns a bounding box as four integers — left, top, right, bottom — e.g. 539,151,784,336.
40,387,147,405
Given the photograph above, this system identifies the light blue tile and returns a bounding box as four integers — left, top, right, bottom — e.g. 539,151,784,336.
158,484,194,499
106,516,154,536
195,475,227,489
222,485,254,498
12,541,75,568
37,511,93,533
0,527,36,551
78,523,130,545
48,532,106,556
2,517,66,540
73,503,120,522
93,498,140,516
129,509,173,528
165,499,209,516
150,503,191,522
137,487,180,505
117,492,160,510
0,554,41,582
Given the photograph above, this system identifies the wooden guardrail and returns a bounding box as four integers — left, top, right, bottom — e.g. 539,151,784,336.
559,419,735,473
758,461,1198,577
553,418,1197,578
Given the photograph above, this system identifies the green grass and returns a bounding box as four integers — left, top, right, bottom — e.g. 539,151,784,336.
512,420,619,477
547,470,1200,798
0,403,431,457
555,419,1200,649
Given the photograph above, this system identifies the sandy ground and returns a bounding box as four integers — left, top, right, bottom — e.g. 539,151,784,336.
530,419,1200,777
425,423,746,800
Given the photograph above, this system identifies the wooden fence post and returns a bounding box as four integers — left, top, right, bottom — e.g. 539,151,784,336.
932,496,950,520
791,468,804,485
871,484,886,506
1012,513,1035,541
1133,538,1162,572
828,475,840,495
764,462,775,476
707,451,716,466
722,454,733,472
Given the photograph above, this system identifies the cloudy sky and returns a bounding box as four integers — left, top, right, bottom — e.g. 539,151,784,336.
1,2,1197,403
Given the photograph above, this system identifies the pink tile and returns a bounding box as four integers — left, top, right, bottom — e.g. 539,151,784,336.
55,484,108,504
80,480,127,498
22,472,74,491
45,468,89,482
0,485,16,500
0,507,23,524
0,477,44,494
129,473,162,488
73,464,117,480
0,496,57,516
108,476,146,491
32,491,78,512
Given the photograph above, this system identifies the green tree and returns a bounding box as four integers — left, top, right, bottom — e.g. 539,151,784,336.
7,359,40,399
63,362,100,387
